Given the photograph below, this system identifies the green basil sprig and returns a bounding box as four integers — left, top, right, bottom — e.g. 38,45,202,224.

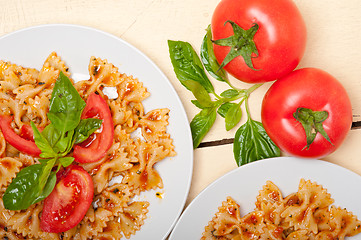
168,25,280,166
3,72,102,210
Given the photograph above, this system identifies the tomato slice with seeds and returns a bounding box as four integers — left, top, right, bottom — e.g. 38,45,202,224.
40,164,94,233
19,123,35,141
0,115,41,156
73,93,114,163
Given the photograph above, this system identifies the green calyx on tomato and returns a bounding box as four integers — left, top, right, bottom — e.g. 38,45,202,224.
212,20,259,71
293,107,333,150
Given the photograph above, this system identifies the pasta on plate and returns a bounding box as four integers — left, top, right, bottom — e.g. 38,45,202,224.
0,52,176,239
202,179,361,240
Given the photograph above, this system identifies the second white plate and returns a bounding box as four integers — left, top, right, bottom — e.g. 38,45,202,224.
169,157,361,239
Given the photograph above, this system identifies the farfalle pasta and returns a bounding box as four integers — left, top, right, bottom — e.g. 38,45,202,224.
0,52,176,239
202,179,361,239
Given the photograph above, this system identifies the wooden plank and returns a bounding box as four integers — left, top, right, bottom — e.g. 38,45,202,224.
1,0,360,152
188,127,361,206
1,1,360,137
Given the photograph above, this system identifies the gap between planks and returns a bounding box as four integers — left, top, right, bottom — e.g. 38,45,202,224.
198,121,361,148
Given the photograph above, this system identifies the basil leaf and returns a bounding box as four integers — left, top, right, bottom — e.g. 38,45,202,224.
225,103,242,131
55,130,75,154
41,123,61,149
233,119,280,166
190,107,217,148
3,163,56,210
200,25,228,82
168,40,214,93
31,122,57,158
47,72,86,133
36,171,56,202
4,72,92,211
183,80,214,108
74,118,103,144
38,158,56,190
220,89,240,99
191,100,206,109
35,159,57,204
59,157,75,168
218,102,237,118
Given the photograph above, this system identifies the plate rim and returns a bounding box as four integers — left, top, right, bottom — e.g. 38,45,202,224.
0,23,194,240
169,156,361,239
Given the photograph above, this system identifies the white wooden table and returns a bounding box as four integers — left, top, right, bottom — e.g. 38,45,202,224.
1,0,361,215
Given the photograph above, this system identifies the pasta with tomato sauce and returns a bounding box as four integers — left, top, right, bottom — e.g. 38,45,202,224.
0,52,176,239
202,179,361,240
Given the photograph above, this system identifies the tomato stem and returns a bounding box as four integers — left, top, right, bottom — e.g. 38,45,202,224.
293,107,333,149
213,21,259,71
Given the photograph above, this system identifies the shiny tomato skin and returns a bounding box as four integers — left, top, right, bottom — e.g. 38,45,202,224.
19,124,44,141
73,93,114,163
19,124,34,141
0,115,41,156
40,165,94,233
261,68,352,158
211,0,307,83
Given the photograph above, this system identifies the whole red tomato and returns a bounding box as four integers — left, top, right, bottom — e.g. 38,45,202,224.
261,68,352,158
211,0,307,83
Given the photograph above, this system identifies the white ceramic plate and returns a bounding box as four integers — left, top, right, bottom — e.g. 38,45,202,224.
169,157,361,239
0,24,193,240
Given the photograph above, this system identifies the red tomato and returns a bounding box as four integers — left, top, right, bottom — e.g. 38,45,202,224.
211,0,307,83
0,115,41,156
40,164,94,233
19,123,42,141
73,93,114,163
261,68,352,158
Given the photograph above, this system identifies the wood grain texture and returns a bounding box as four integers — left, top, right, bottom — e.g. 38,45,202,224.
1,0,361,208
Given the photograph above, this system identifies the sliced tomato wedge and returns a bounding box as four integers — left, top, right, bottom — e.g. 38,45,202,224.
0,115,41,156
73,93,114,163
40,164,94,233
19,123,35,141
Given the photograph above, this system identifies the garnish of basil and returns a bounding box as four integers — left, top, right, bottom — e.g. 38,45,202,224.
3,72,102,210
168,25,280,166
